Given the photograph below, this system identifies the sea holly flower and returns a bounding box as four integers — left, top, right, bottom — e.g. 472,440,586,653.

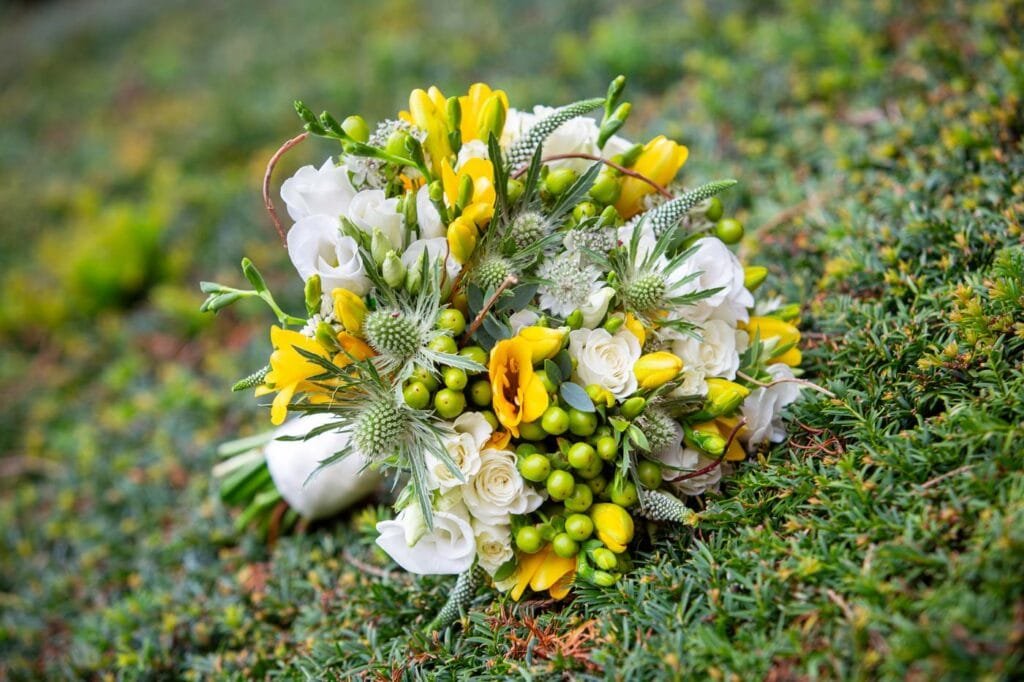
590,503,635,553
489,337,550,437
615,135,688,218
510,545,577,600
634,351,683,390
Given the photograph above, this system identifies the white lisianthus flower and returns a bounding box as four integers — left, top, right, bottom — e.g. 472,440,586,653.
660,446,723,497
507,309,540,335
675,237,754,325
741,364,802,447
280,158,356,222
579,286,616,329
375,502,476,575
263,414,381,520
427,412,493,491
287,215,370,295
346,189,405,251
402,237,461,283
569,328,642,400
473,521,514,576
415,185,446,240
462,449,544,525
502,107,633,174
671,319,743,380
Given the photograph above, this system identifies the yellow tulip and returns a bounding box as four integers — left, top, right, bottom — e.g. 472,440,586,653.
446,216,478,264
489,337,549,437
517,326,567,363
510,545,576,600
633,351,683,390
458,83,509,142
744,316,802,367
331,288,368,334
590,503,634,553
615,136,688,218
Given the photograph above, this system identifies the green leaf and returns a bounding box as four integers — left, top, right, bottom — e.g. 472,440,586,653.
560,382,596,413
544,359,562,385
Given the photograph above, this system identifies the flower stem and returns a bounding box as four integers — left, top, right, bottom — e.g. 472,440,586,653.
511,152,673,199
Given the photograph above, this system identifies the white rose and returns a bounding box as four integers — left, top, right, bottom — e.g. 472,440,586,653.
462,449,544,525
415,185,446,240
263,414,381,520
675,238,754,325
375,502,476,575
671,319,742,380
280,158,356,222
741,364,802,448
346,189,405,251
569,328,641,400
402,237,461,284
287,214,370,295
427,412,493,491
473,521,514,576
579,286,616,328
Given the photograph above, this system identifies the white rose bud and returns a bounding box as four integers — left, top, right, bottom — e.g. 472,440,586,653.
473,521,514,576
462,449,544,526
346,189,405,251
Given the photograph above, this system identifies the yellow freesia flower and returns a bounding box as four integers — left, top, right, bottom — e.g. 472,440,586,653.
744,316,802,367
704,378,750,416
259,326,374,426
615,136,689,218
693,418,747,462
590,503,634,553
404,87,452,177
331,288,368,334
510,545,577,600
458,83,509,142
446,216,478,264
489,337,549,437
634,351,683,390
441,157,495,226
517,326,567,363
624,313,646,346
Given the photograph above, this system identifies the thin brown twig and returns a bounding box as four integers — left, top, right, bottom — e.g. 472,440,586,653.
461,274,518,344
737,371,837,398
262,132,309,246
669,418,747,483
918,464,975,491
342,548,406,582
510,153,673,199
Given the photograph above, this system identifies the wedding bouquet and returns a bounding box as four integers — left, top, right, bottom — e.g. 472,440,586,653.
203,77,808,622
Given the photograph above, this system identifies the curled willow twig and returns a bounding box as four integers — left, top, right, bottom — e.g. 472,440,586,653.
262,132,309,246
736,371,836,398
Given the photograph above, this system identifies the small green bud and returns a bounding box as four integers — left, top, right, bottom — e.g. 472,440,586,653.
544,168,578,196
589,173,622,205
620,143,644,167
385,129,412,159
304,274,322,317
572,201,598,222
457,174,474,212
705,196,724,222
428,180,445,204
597,204,621,227
315,321,339,352
565,309,584,330
772,303,802,322
592,570,618,587
743,266,768,291
477,93,507,143
446,96,462,130
405,260,423,295
382,251,406,289
403,190,418,234
592,547,618,571
598,102,631,149
606,74,627,112
506,178,525,204
341,115,370,143
620,396,647,420
603,315,625,334
715,218,744,244
241,257,268,294
371,228,394,267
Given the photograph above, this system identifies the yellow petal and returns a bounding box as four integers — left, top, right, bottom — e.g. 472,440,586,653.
517,326,567,363
772,347,803,367
270,382,296,426
529,552,576,592
521,374,550,424
511,548,548,600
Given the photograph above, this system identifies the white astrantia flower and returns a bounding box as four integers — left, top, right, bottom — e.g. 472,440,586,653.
537,254,603,318
473,520,514,576
263,414,381,520
402,237,461,283
415,185,446,240
502,107,633,174
461,448,544,526
579,286,616,328
280,158,356,222
427,412,493,491
741,363,802,448
375,502,476,575
673,237,754,325
569,327,642,400
286,214,370,295
345,189,405,251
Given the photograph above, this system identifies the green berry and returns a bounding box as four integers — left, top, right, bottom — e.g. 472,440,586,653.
576,455,605,480
468,379,492,406
519,454,551,483
572,201,598,222
551,532,579,558
535,368,558,394
409,366,439,392
637,460,663,489
568,409,598,437
544,168,578,196
620,396,647,420
516,443,540,457
715,218,744,244
564,483,594,512
506,178,525,204
437,309,467,335
595,436,618,461
567,442,596,470
481,410,499,430
434,388,466,419
541,405,570,436
565,514,594,541
458,345,488,370
610,479,638,508
546,470,575,501
428,335,458,355
587,475,608,495
442,367,468,391
705,196,724,222
592,547,618,570
402,381,431,410
515,526,542,554
519,420,547,441
589,173,621,205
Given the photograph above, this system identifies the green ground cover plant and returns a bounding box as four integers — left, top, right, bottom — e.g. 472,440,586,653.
1,0,1021,678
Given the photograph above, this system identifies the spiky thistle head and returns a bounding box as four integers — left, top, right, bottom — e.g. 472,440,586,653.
364,309,423,362
352,394,409,455
472,256,514,292
635,408,680,453
508,211,550,250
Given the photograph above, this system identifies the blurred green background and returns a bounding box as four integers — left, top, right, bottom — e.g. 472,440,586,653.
2,0,1022,678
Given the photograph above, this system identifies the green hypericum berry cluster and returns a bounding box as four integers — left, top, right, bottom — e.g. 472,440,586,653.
364,309,423,360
